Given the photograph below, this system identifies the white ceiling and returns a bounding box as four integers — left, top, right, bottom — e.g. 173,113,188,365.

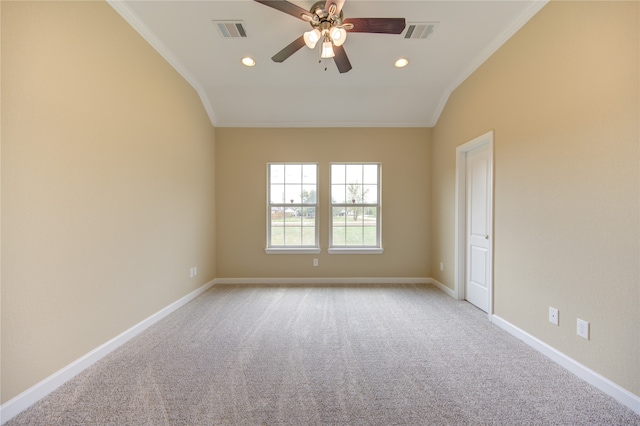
108,0,547,128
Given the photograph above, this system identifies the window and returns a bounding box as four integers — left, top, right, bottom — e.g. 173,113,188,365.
330,163,382,253
266,163,319,253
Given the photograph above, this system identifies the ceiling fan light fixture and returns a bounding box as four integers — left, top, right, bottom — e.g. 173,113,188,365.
321,40,335,58
330,27,347,46
253,0,407,73
304,29,321,48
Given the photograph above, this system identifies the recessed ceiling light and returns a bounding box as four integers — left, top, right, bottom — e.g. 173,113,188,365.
394,58,409,68
242,57,256,67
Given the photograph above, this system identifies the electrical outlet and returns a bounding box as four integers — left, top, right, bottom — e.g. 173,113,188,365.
440,262,444,271
548,307,559,325
577,318,590,340
313,258,318,267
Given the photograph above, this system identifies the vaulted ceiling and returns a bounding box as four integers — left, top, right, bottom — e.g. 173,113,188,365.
108,0,547,127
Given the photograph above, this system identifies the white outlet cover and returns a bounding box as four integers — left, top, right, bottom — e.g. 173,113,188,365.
577,318,590,340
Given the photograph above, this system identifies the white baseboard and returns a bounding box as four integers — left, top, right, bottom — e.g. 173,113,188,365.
214,277,431,285
0,280,215,425
426,277,457,298
492,315,640,416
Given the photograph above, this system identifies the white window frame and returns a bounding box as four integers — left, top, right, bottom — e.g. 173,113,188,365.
265,163,320,254
329,163,383,254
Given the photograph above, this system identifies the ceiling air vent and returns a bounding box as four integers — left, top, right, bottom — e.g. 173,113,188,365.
213,21,247,38
403,22,438,40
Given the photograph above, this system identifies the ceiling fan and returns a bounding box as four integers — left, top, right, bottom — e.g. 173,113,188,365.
254,0,406,73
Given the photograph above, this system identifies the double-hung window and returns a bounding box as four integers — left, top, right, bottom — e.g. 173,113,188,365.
266,163,319,253
330,163,382,253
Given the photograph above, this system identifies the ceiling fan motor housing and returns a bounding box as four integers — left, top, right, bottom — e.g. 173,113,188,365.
308,1,344,29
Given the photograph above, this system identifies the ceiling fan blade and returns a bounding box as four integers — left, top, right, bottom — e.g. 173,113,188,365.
325,0,346,16
333,45,352,74
343,18,406,34
271,35,306,62
254,0,314,21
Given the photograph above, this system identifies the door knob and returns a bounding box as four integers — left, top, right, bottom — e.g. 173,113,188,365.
485,235,489,240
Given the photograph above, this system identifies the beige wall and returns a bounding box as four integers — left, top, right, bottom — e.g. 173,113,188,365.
215,128,431,279
431,1,639,395
1,1,216,402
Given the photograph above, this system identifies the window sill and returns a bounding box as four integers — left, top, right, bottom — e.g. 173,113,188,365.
328,248,384,255
265,248,321,255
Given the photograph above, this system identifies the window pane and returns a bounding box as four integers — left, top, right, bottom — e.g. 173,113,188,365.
271,207,284,220
270,164,285,184
332,184,346,203
363,226,377,246
270,222,284,245
364,208,377,245
302,185,316,204
363,184,377,203
270,184,284,204
350,213,364,226
332,225,345,245
301,215,316,227
285,164,302,183
345,164,363,184
284,227,301,245
331,164,345,184
365,207,377,221
345,226,363,245
284,184,301,204
284,215,301,245
333,206,347,220
363,164,378,184
301,206,316,218
347,183,363,203
301,226,315,245
302,164,316,184
332,206,345,246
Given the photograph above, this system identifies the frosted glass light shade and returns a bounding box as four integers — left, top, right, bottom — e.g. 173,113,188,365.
304,29,321,48
321,41,335,58
330,27,347,46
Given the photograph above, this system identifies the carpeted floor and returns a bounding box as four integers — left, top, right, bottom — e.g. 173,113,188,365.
6,284,640,425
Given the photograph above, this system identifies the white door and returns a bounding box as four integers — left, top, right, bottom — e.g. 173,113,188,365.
465,144,491,312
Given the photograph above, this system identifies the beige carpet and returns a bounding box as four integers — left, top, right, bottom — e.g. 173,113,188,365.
7,284,640,425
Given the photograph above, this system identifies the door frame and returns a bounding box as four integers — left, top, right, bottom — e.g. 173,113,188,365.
454,130,494,320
